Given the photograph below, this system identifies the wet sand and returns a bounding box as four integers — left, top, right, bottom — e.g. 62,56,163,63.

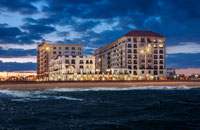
0,81,200,91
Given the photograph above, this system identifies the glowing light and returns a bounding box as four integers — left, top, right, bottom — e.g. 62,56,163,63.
45,46,49,51
140,50,144,54
146,47,150,52
159,44,163,48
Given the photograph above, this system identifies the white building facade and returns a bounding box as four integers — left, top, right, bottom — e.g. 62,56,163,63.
93,30,167,80
49,53,95,81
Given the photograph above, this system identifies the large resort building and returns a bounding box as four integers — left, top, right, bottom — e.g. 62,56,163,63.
37,40,82,81
93,30,166,80
37,30,167,81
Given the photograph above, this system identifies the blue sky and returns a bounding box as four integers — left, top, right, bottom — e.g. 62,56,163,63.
0,0,200,71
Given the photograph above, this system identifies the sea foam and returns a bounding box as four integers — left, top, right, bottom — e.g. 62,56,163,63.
49,85,198,92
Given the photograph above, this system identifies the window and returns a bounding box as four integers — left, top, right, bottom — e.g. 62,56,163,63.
65,47,69,50
128,49,132,53
134,65,137,69
141,65,145,69
127,38,131,42
154,60,158,64
72,52,75,54
154,55,158,59
59,52,61,54
90,60,93,64
65,60,69,64
128,65,132,69
159,44,164,48
141,59,145,63
141,38,145,42
142,71,144,74
78,47,81,51
160,60,164,64
80,56,83,58
154,66,158,69
134,60,137,64
71,59,75,64
133,44,137,48
148,65,152,69
128,44,132,48
153,39,157,43
128,55,132,58
147,38,151,43
80,60,84,64
128,60,132,64
53,51,56,54
154,71,158,75
65,55,69,58
154,50,158,54
134,71,137,75
160,50,164,53
59,47,61,50
80,65,84,69
72,47,75,50
154,44,158,48
148,60,151,63
160,55,163,59
53,47,56,49
160,71,163,74
72,55,76,58
86,60,89,64
133,38,137,42
134,55,137,59
134,49,137,53
160,66,164,69
148,71,151,74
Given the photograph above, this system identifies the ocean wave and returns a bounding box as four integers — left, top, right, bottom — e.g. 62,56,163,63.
49,85,199,92
0,90,83,102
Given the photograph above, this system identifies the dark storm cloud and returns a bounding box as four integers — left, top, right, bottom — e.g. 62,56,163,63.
21,24,56,34
0,0,38,15
0,48,36,57
0,23,43,44
0,0,200,70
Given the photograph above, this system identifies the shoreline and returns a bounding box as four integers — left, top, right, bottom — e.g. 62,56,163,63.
0,81,200,91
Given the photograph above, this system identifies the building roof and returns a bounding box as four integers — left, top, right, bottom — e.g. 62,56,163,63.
124,30,165,38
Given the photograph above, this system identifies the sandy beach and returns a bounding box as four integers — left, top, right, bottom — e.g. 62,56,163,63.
0,81,200,91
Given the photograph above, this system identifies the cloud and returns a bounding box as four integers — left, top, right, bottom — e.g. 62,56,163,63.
0,56,36,63
0,0,38,15
0,43,37,50
166,42,200,54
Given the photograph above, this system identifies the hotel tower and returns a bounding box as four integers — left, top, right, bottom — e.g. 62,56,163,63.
37,39,82,81
93,30,166,80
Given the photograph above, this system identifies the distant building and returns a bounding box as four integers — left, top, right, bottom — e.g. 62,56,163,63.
49,53,95,81
93,30,167,80
37,40,82,81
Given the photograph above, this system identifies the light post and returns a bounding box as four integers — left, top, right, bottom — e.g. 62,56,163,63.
140,45,151,79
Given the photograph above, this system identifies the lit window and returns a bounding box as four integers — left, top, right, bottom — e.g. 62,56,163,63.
159,44,164,48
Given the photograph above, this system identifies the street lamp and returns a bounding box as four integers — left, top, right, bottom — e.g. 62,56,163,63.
140,45,151,79
45,45,50,81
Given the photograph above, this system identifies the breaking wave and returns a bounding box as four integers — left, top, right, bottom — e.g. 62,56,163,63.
50,85,199,92
0,90,83,102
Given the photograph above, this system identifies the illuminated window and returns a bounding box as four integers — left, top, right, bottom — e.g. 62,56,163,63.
159,44,164,48
154,44,157,48
72,47,75,50
128,60,132,64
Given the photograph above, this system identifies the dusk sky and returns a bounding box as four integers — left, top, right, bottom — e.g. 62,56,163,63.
0,0,200,71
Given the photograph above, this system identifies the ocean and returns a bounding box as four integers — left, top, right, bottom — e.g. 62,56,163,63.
0,85,200,130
